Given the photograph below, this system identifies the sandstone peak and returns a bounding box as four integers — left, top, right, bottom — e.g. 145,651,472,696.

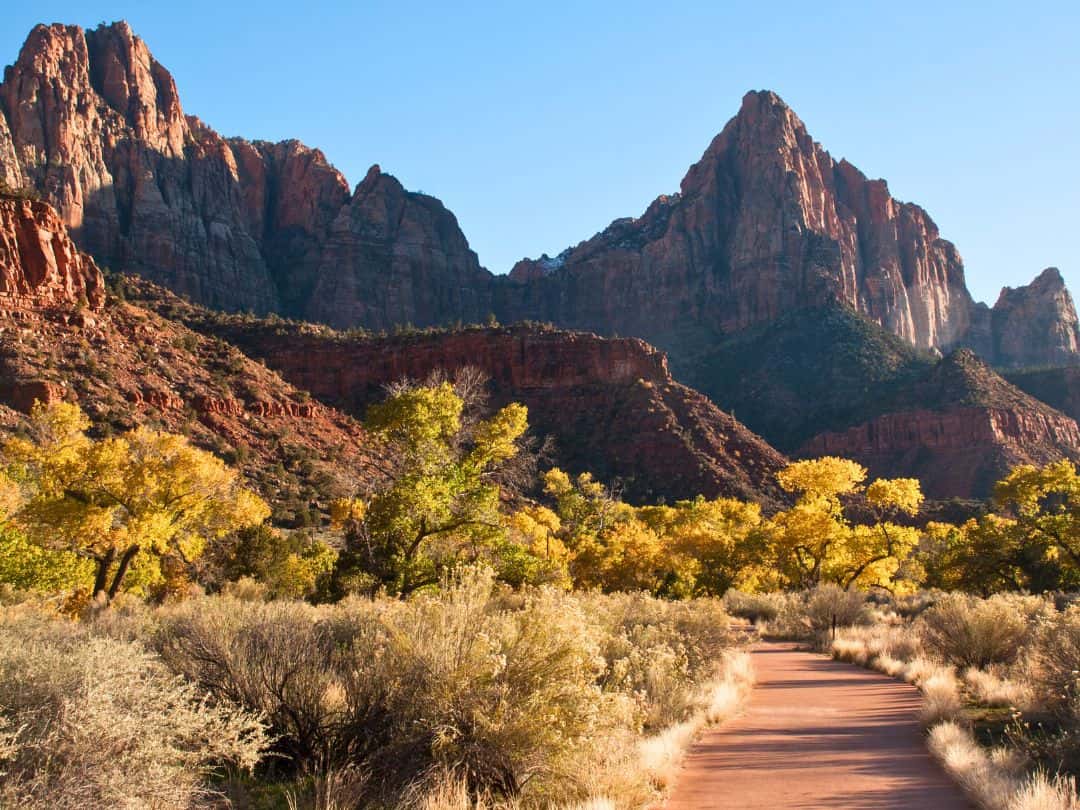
990,266,1080,367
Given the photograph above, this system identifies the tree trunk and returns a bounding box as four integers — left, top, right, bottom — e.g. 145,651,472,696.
107,545,140,600
92,547,116,598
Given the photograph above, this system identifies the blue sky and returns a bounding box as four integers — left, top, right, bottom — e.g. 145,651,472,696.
3,1,1078,304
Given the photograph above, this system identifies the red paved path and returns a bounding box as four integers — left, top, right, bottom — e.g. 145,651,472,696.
664,642,973,809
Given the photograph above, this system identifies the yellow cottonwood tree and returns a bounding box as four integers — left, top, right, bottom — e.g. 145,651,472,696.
5,401,269,600
994,460,1080,584
640,497,766,595
765,457,923,591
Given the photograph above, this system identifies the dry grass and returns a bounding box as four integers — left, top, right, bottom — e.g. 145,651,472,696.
929,721,1080,810
637,650,754,791
929,721,1016,810
919,671,964,728
963,667,1034,710
830,623,966,726
1009,772,1080,810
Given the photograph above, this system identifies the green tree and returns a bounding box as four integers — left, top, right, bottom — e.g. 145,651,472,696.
330,381,530,596
206,523,337,599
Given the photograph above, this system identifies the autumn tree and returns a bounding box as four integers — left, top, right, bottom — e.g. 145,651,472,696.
4,402,269,601
764,457,923,591
639,497,766,596
541,468,670,591
330,380,532,596
992,460,1080,589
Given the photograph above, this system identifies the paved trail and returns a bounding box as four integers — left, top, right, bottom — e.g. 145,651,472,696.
665,642,973,809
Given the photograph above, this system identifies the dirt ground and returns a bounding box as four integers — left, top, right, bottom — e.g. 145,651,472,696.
664,642,974,809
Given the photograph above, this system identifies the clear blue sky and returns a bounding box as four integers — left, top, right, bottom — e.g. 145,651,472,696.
3,1,1078,304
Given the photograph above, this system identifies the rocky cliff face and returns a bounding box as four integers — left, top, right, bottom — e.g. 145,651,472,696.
0,197,386,523
799,350,1080,497
133,287,788,505
0,196,104,313
989,268,1080,367
498,90,978,355
303,165,492,329
0,22,491,326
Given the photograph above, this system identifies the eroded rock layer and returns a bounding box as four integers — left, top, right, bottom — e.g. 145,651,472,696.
800,351,1080,498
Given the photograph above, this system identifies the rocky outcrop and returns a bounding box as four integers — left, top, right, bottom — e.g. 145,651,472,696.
0,22,279,312
304,165,492,329
0,197,104,313
0,198,385,524
800,350,1080,497
0,22,495,328
497,90,979,355
147,299,788,504
988,268,1080,367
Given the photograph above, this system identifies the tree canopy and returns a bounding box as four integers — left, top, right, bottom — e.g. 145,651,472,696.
3,402,269,600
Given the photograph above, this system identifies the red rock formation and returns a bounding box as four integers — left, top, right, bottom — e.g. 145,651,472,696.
800,351,1080,498
0,198,386,520
0,22,280,313
194,319,788,505
990,268,1080,367
3,23,1076,373
304,165,492,329
499,90,978,355
803,407,1080,499
0,198,104,312
0,379,66,414
0,22,493,327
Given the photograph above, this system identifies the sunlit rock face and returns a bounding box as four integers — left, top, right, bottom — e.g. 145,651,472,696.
2,25,1076,370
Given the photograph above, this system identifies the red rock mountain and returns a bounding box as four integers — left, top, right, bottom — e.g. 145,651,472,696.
800,350,1080,498
0,22,490,326
2,22,1075,369
0,195,387,525
502,90,978,355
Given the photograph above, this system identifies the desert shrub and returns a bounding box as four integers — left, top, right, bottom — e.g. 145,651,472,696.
963,667,1033,710
154,596,339,775
1019,606,1080,772
919,594,1037,669
892,589,945,618
803,584,872,635
153,570,726,806
1028,606,1080,719
722,589,784,622
576,592,733,730
767,585,871,643
332,570,627,803
0,606,267,809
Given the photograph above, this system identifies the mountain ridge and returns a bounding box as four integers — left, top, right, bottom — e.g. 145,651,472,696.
1,22,1075,371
